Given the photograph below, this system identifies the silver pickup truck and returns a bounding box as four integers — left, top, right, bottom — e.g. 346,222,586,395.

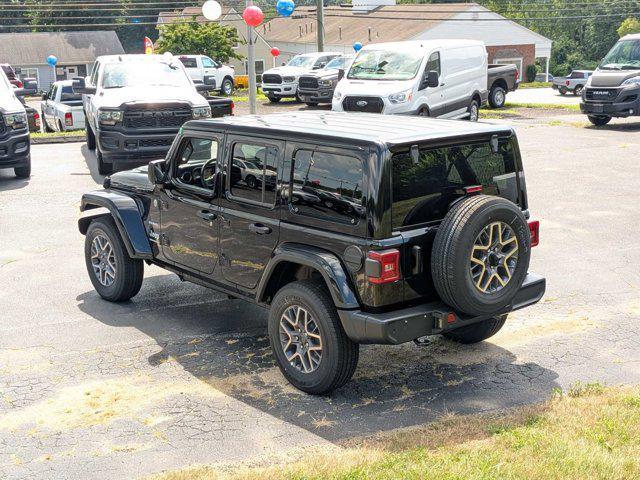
553,70,593,96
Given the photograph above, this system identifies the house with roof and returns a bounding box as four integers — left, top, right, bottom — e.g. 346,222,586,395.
0,31,125,91
263,1,553,79
157,6,274,79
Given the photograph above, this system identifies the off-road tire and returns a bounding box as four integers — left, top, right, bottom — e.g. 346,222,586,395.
431,195,531,316
489,86,506,109
267,96,281,103
86,122,96,150
268,280,359,395
85,217,144,302
444,314,508,344
14,157,31,179
96,148,112,175
588,115,611,127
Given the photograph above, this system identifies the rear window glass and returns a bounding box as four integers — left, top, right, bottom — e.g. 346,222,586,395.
179,57,198,68
60,86,82,103
392,140,519,229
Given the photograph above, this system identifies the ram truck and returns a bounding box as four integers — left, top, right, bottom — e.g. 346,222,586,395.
78,111,545,395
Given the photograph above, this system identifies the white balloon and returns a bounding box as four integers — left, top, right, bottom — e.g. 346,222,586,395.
202,0,222,20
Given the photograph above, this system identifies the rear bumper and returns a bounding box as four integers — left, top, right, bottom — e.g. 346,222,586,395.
338,273,546,344
0,131,30,169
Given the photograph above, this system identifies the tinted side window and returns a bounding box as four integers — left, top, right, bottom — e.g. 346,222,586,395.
290,149,364,224
229,142,278,205
202,57,217,68
179,57,198,68
174,137,218,189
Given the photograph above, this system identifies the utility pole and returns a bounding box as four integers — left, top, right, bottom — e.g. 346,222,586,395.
316,0,324,52
246,0,257,114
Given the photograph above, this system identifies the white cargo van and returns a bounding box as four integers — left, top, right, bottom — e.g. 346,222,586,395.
332,40,488,120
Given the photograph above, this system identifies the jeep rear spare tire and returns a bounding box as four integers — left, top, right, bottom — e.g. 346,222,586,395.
431,195,531,316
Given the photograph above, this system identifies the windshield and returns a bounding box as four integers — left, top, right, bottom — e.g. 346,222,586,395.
348,49,424,80
600,39,640,70
325,56,352,70
101,61,191,88
287,55,317,68
0,71,11,91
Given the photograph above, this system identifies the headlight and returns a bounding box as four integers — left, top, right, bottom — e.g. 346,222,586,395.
283,76,295,83
388,89,413,104
4,112,27,129
192,106,211,119
333,90,343,101
318,79,333,87
97,109,123,126
622,76,640,87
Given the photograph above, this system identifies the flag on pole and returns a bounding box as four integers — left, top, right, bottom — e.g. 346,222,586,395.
144,37,154,55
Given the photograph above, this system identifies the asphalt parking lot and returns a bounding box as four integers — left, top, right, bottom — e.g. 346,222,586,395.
1,112,640,479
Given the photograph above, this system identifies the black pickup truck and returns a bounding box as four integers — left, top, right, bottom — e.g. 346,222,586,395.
78,111,544,394
487,64,520,108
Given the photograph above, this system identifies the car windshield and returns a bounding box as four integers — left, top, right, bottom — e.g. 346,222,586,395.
348,49,424,80
600,39,640,70
0,71,12,92
324,56,352,70
101,61,191,88
287,55,317,68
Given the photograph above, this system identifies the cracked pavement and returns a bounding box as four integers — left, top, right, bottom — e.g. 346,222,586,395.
1,116,639,479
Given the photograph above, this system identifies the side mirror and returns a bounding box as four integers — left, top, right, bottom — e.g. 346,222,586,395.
148,159,166,186
42,92,48,100
72,76,96,95
337,69,345,81
420,70,440,90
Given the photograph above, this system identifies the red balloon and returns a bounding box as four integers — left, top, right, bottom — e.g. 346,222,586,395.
270,47,280,57
242,6,264,27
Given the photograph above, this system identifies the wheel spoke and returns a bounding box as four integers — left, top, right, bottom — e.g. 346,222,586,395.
470,221,519,294
278,304,322,374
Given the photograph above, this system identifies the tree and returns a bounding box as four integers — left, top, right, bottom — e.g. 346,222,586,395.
156,21,243,63
618,17,640,38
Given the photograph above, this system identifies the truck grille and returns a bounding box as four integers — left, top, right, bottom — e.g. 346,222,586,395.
123,105,192,130
262,74,282,84
298,76,319,89
342,96,384,113
139,138,173,148
585,88,618,102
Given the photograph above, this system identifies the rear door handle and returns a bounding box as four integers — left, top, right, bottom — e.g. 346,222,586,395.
197,210,217,221
248,223,271,235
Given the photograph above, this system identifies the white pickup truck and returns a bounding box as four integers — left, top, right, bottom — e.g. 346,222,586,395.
41,80,85,132
178,55,235,96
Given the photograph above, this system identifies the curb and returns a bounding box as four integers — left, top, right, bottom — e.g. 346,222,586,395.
31,135,84,145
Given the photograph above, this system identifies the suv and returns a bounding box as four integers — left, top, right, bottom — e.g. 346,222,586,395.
73,54,222,175
78,111,545,394
0,70,31,178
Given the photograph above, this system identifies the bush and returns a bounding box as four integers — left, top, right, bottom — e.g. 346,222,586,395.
525,64,538,83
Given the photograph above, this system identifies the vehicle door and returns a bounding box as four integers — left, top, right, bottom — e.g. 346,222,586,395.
419,51,445,116
84,62,100,128
43,84,57,130
201,56,219,89
218,136,283,290
157,132,223,275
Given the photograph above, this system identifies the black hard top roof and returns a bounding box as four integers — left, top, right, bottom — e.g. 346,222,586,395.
187,111,513,147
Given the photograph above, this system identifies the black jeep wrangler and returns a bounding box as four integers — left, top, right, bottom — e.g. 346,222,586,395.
79,112,544,394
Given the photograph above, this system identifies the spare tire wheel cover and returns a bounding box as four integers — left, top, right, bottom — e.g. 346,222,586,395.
431,196,531,316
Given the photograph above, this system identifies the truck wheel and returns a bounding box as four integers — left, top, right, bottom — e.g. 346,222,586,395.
86,123,96,150
267,96,281,103
96,148,112,175
221,77,234,96
14,156,31,179
444,315,508,344
467,99,479,122
245,175,257,189
588,115,611,127
431,195,531,317
573,85,584,96
268,280,359,395
84,217,144,302
489,86,506,109
558,87,567,96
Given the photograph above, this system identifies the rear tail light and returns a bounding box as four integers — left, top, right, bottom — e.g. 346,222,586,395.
464,185,482,194
33,111,41,128
65,112,73,126
366,249,401,284
528,220,539,247
514,70,519,82
230,101,235,112
16,80,23,88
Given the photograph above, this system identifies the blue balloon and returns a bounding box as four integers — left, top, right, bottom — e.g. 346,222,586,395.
353,42,362,52
276,0,295,17
47,55,58,66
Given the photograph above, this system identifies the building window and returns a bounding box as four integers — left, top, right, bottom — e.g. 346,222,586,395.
493,57,523,75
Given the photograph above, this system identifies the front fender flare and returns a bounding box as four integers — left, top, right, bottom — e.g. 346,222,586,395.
78,190,153,260
257,243,360,310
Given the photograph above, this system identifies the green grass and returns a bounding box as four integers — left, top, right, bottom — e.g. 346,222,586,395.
31,129,85,139
518,82,552,89
152,383,640,480
505,101,581,112
231,89,269,103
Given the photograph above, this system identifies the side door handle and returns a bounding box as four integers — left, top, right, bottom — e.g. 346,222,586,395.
248,223,271,235
197,210,217,221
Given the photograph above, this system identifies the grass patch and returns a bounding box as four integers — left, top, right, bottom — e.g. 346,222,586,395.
31,129,85,139
232,89,269,103
518,82,552,89
480,108,521,119
505,101,580,112
152,384,640,480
